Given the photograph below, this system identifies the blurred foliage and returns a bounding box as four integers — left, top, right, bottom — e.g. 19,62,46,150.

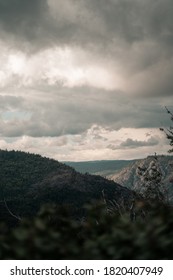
0,202,173,260
1,150,173,260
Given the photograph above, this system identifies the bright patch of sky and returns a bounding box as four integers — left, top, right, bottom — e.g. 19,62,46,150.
0,127,169,161
0,47,122,90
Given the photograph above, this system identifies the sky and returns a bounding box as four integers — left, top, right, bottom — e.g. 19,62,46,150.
0,0,173,161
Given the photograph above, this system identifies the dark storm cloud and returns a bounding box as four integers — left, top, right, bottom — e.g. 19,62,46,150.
0,0,51,50
0,0,173,51
0,0,88,49
89,0,173,43
0,0,172,98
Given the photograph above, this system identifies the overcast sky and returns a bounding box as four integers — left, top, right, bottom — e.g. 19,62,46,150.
0,0,173,161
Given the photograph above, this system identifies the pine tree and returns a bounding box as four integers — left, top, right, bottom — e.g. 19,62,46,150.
160,106,173,153
160,107,173,183
136,155,167,203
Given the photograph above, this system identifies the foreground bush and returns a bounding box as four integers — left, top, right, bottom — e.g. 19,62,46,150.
0,203,173,259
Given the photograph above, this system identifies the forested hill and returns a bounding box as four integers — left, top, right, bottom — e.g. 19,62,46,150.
0,150,136,224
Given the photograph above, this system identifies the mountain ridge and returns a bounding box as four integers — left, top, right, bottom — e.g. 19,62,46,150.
0,149,137,224
64,155,173,201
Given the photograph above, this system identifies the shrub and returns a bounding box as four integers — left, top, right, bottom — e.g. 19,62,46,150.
0,202,173,260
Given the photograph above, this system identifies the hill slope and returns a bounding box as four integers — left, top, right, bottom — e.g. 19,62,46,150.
0,150,136,223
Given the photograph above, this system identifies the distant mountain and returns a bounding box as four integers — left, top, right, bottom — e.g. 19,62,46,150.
0,150,136,225
108,155,173,201
65,156,173,201
64,159,136,176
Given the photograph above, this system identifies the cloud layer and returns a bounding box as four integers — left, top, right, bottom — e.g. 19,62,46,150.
0,0,173,160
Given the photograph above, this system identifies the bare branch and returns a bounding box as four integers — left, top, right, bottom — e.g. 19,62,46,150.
3,198,22,221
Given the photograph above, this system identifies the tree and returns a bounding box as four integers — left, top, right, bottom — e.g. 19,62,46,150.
160,107,173,183
160,106,173,153
136,154,167,203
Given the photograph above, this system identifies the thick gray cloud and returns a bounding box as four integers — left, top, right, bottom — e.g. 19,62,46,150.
0,0,173,51
0,0,49,49
0,0,172,98
120,137,159,148
0,86,172,138
108,136,159,150
0,95,24,110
